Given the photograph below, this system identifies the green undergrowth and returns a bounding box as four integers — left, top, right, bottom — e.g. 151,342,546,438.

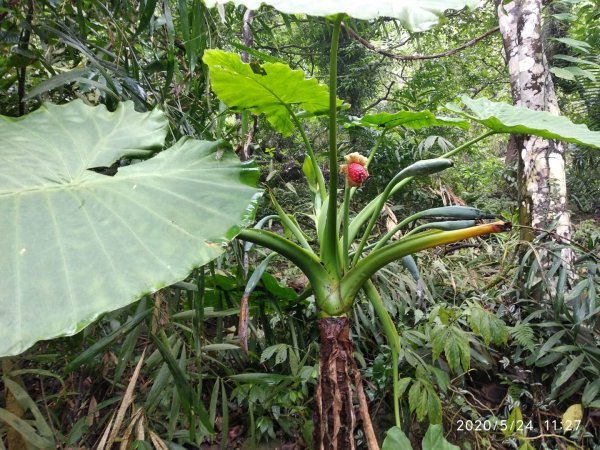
2,226,599,449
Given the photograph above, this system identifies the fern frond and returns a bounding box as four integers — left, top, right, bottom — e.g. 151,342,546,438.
510,323,535,351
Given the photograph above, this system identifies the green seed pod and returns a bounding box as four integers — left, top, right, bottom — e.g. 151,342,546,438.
397,158,453,178
412,206,500,221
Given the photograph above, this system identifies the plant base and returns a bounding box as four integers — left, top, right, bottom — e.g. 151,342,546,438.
314,317,379,450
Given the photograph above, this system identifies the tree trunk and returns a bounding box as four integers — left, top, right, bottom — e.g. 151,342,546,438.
314,317,379,450
497,0,573,261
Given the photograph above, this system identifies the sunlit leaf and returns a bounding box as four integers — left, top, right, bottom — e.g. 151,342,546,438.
562,404,583,432
0,100,261,356
204,0,479,32
203,49,338,136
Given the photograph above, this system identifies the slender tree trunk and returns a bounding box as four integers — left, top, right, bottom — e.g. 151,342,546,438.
497,0,573,263
238,8,256,162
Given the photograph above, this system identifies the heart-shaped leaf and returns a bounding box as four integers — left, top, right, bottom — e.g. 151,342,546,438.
447,96,600,148
203,49,338,136
0,100,261,356
205,0,479,32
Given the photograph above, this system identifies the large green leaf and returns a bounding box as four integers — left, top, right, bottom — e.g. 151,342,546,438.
203,50,337,136
447,96,600,148
0,100,261,356
357,110,469,131
204,1,479,32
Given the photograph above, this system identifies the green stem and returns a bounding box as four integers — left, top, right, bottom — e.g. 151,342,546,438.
366,128,387,167
342,182,351,270
441,130,496,158
351,171,404,267
289,108,327,201
363,279,401,427
351,158,454,266
238,228,325,282
321,15,343,278
237,229,340,313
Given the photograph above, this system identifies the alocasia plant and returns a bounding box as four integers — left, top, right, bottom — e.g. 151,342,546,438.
202,2,600,448
2,1,599,448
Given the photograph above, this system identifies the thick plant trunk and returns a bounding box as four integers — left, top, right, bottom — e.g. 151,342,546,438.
314,317,379,450
498,0,573,262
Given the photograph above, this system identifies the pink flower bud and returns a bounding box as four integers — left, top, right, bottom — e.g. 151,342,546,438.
347,162,369,186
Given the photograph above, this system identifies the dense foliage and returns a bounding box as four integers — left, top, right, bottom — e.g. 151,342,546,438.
1,1,599,449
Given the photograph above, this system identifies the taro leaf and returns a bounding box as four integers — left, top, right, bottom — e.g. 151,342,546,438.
0,100,261,357
358,110,469,131
203,50,339,136
447,96,600,148
204,0,479,32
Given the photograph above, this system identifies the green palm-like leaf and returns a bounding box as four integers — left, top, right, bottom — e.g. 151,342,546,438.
0,100,261,356
357,110,469,130
204,1,479,32
448,96,600,148
203,50,339,136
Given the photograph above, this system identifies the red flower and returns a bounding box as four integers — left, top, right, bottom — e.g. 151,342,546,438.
340,152,369,187
347,162,368,185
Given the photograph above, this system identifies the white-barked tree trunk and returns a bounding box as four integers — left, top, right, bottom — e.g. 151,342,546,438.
498,0,572,263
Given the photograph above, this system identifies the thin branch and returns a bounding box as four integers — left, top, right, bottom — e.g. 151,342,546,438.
345,24,500,61
361,81,395,114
